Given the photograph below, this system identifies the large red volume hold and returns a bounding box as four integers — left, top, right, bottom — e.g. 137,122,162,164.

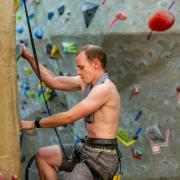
148,10,175,32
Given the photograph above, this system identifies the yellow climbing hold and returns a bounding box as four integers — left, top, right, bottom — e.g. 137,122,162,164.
51,44,60,59
116,135,136,147
24,68,33,75
15,0,20,12
26,128,36,135
113,175,121,180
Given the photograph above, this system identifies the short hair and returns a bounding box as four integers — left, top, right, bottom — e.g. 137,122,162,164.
77,44,107,69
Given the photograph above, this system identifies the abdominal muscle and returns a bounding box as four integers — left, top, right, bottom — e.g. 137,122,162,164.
85,109,119,139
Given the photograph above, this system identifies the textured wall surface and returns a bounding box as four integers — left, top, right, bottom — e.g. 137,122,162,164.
16,0,180,179
0,0,21,179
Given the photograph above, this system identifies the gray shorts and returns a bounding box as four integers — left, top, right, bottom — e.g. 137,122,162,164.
58,143,119,180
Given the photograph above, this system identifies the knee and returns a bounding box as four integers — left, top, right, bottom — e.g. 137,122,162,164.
35,145,62,167
35,147,47,164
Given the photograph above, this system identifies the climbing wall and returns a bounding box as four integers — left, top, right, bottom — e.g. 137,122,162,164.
15,0,180,179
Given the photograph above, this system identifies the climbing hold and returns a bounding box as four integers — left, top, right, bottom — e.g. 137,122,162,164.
23,81,30,97
59,71,64,76
176,86,180,92
21,154,26,163
39,91,53,103
63,11,71,23
116,135,136,147
51,44,60,59
147,1,176,40
132,127,142,140
32,0,40,4
117,128,131,141
16,12,23,21
74,135,81,143
129,85,139,100
176,86,180,103
148,10,175,32
101,0,107,5
29,13,34,20
57,5,65,16
27,91,36,100
46,44,52,58
82,2,99,28
15,0,20,12
46,43,60,59
34,27,43,39
62,42,78,53
34,27,43,45
20,39,28,46
145,124,164,141
38,85,57,103
48,11,55,20
26,128,36,135
40,93,50,103
16,24,24,33
113,176,121,180
24,68,33,75
38,87,46,97
136,149,142,157
134,110,142,122
149,129,169,154
131,148,142,160
108,11,127,29
11,175,18,180
21,99,28,106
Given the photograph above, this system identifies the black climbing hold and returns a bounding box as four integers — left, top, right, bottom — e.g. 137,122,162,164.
58,5,65,16
46,43,52,58
82,2,99,28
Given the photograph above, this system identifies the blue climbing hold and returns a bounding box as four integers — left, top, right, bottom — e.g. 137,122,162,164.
34,27,43,39
132,127,142,140
16,24,24,33
48,11,54,20
74,135,81,143
23,81,30,97
29,13,34,19
134,110,142,122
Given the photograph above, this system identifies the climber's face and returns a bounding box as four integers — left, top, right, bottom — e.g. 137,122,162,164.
76,51,95,84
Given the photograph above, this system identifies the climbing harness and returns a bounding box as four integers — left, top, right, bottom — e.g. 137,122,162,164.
81,137,122,180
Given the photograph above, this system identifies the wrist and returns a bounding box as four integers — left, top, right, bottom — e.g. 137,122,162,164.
34,117,42,128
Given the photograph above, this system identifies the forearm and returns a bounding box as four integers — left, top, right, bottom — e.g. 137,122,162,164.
39,111,74,128
25,54,56,88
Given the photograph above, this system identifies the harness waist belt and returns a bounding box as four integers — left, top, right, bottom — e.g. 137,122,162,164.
82,137,118,149
85,146,117,153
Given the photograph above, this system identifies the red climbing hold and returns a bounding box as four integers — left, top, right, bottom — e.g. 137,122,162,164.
148,10,175,32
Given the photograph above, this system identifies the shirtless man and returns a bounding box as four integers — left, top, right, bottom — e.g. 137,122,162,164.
20,44,121,180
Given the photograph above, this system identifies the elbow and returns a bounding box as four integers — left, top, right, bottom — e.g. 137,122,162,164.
66,111,77,124
67,114,75,124
45,79,58,89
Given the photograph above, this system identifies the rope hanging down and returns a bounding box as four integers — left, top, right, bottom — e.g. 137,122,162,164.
22,0,68,160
